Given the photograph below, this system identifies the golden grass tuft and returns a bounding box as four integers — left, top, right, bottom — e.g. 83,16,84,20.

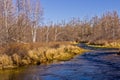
0,54,13,69
12,53,22,66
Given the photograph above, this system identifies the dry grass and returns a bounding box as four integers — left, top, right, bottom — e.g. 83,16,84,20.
29,41,72,48
88,40,120,48
105,42,120,48
27,45,87,63
0,54,14,69
12,53,22,66
4,43,32,56
0,42,87,69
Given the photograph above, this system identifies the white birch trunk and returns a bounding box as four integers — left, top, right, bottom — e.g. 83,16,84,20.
4,0,8,43
32,25,37,43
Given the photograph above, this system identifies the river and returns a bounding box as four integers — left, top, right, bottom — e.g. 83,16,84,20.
0,43,120,80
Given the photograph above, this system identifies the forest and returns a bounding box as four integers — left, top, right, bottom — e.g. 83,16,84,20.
0,0,120,45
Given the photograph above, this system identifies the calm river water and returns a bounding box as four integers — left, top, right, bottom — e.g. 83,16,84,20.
0,44,120,80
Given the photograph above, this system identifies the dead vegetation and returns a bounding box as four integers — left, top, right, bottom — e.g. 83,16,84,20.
0,42,87,69
88,40,120,48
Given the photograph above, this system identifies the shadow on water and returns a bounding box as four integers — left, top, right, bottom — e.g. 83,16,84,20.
0,43,120,80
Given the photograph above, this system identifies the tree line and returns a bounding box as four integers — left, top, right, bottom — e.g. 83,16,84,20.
0,0,120,45
0,0,43,45
34,11,120,44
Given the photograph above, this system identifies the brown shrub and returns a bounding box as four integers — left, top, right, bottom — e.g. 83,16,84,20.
30,41,71,48
5,43,32,56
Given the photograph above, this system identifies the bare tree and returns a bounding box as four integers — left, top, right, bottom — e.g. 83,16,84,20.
31,0,43,43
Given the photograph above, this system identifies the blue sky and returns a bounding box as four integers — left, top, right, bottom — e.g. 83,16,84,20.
40,0,120,24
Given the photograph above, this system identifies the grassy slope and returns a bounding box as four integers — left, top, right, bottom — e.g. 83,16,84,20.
0,42,87,69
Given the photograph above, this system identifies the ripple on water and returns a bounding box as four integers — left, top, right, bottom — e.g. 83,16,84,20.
0,49,120,80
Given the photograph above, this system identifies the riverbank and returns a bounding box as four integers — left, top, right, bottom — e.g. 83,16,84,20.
86,40,120,49
1,43,120,80
0,42,87,70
